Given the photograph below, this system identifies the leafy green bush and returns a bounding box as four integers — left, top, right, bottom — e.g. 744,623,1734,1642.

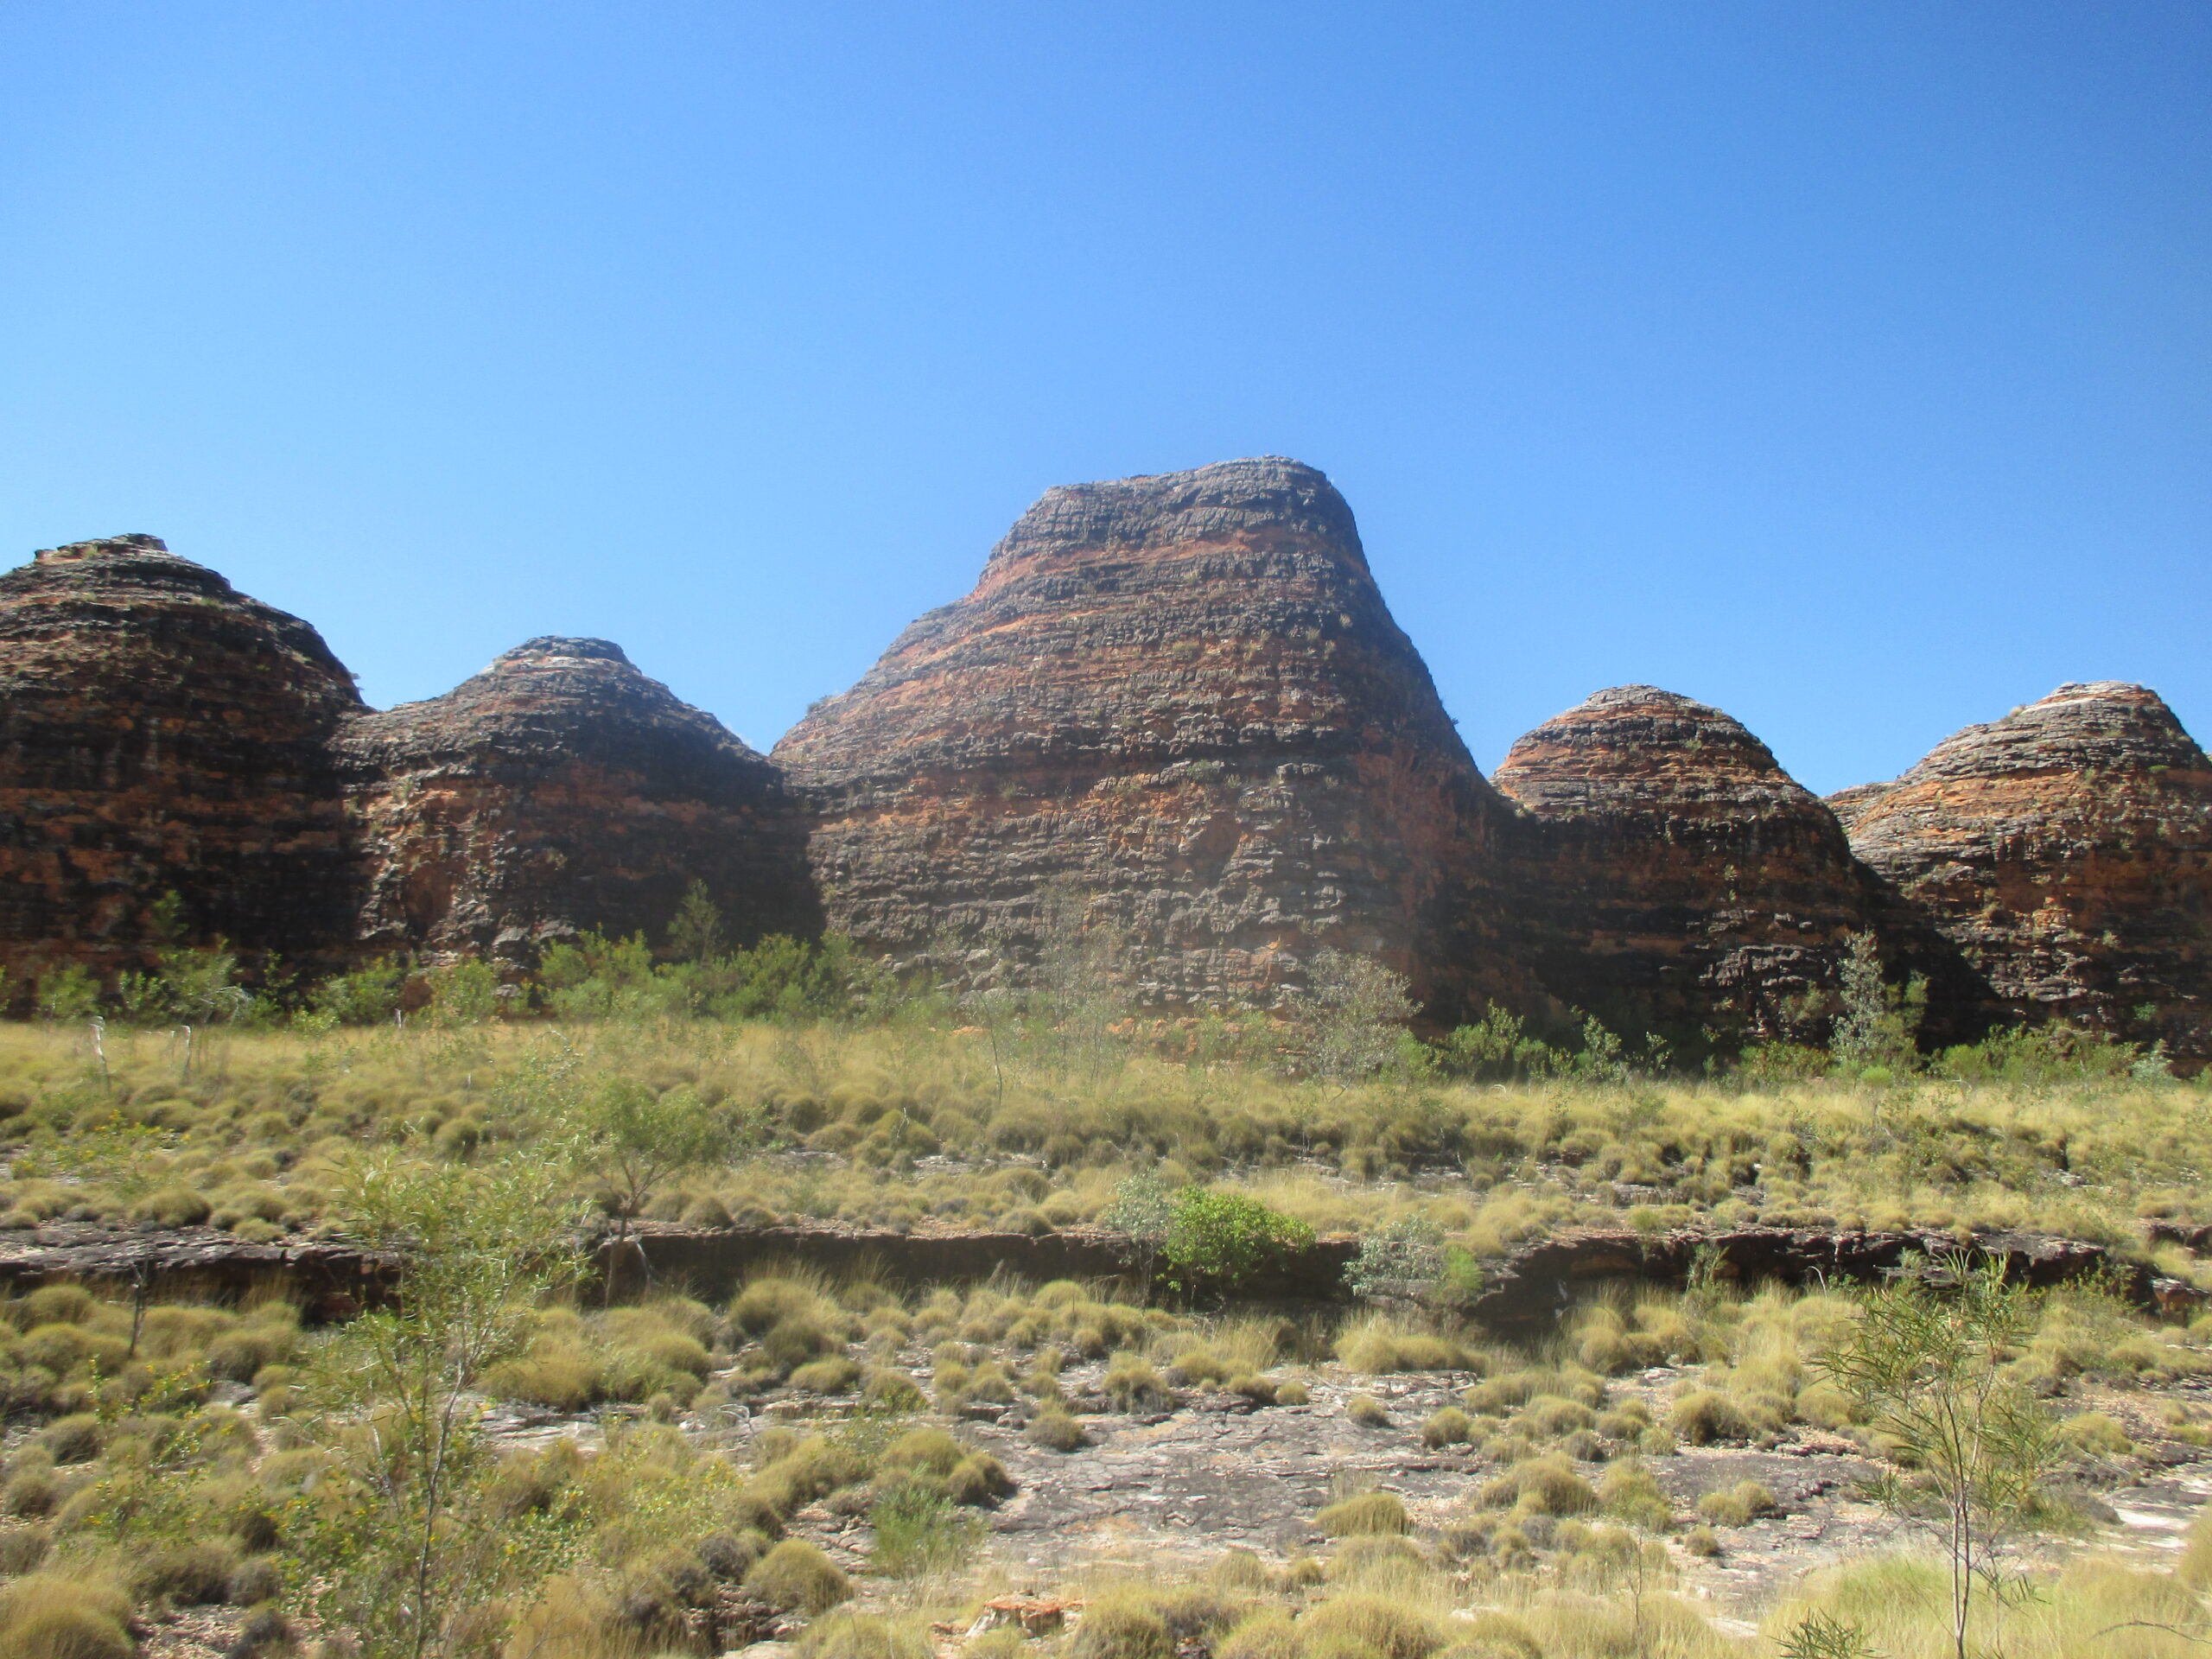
309,957,407,1027
1158,1186,1314,1298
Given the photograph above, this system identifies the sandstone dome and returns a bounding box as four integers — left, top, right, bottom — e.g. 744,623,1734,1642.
1492,685,1975,1047
0,535,363,982
1836,682,2211,1060
774,456,1522,1014
339,636,817,961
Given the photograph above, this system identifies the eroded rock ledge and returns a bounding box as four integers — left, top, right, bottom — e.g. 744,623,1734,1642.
1,1217,2192,1328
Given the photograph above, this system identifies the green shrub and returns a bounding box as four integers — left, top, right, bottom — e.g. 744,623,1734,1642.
1274,1380,1310,1407
311,957,406,1026
1316,1491,1408,1536
743,1539,850,1614
1158,1187,1315,1298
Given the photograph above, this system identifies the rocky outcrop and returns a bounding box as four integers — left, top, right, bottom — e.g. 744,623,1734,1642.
1491,686,1898,1046
1836,683,2212,1062
0,536,363,985
338,638,817,963
773,457,1520,1015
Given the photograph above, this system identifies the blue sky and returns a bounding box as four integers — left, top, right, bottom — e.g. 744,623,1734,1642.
3,3,2204,793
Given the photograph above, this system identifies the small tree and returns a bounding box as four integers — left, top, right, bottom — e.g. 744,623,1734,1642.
1100,1170,1178,1294
312,956,408,1026
1288,946,1420,1083
1031,878,1125,1082
158,943,250,1027
424,957,500,1027
666,879,727,964
1817,1252,2061,1659
1831,932,1926,1074
575,1078,734,1299
301,1154,586,1659
36,964,100,1023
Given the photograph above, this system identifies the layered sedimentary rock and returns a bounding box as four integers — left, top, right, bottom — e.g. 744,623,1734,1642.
338,638,817,962
1836,683,2212,1061
1491,686,1892,1045
0,536,364,984
772,457,1517,1014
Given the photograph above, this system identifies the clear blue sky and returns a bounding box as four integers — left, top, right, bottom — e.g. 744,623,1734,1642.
3,3,2204,793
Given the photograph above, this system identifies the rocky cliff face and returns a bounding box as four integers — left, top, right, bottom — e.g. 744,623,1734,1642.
1836,682,2212,1062
0,535,364,983
338,638,817,963
1491,686,1899,1046
772,457,1518,1014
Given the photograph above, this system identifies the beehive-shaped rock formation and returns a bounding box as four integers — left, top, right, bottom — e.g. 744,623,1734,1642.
1493,684,1976,1046
772,457,1518,1013
1836,682,2212,1061
339,638,817,961
0,535,364,982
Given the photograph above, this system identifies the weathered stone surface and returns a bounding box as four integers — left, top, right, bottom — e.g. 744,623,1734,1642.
1835,682,2212,1062
1491,685,1944,1046
0,535,364,986
338,638,817,963
772,457,1519,1015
